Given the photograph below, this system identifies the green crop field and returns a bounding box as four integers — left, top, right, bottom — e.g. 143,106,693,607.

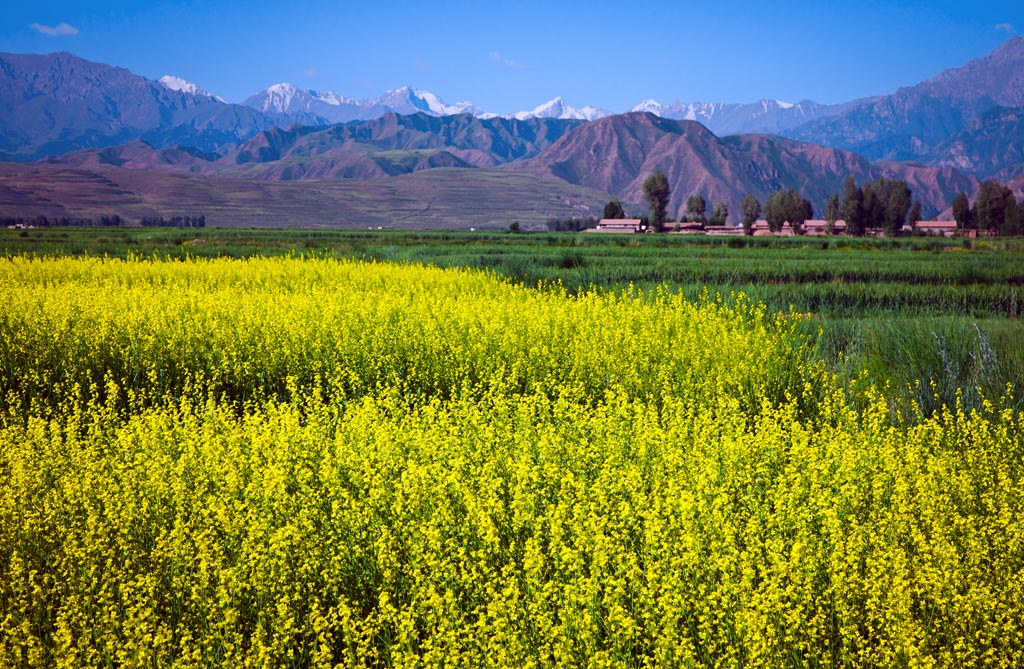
1,230,1023,667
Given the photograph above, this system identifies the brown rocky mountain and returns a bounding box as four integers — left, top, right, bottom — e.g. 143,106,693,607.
509,113,977,220
785,35,1024,167
45,112,585,180
40,111,981,225
39,140,220,172
216,116,567,182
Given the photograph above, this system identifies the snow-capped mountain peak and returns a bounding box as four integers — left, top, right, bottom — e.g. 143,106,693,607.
513,97,611,121
308,89,354,106
515,96,566,119
159,75,223,101
631,99,667,115
236,81,838,134
376,86,481,116
244,83,357,116
241,83,483,123
260,83,302,113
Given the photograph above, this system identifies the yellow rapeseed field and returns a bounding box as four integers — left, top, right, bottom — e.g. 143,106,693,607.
0,256,1021,668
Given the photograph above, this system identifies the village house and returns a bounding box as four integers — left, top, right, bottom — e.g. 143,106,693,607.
914,220,958,236
659,222,706,234
704,225,742,236
587,218,646,233
587,216,962,237
751,220,796,236
803,219,847,235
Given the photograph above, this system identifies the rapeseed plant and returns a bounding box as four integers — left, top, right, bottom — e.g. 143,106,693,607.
0,256,1020,667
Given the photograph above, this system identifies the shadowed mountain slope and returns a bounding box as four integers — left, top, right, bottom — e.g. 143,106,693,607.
926,106,1024,182
44,113,586,180
785,35,1024,167
0,52,274,160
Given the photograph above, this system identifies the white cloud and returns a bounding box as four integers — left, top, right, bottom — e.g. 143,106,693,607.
414,58,432,71
996,23,1016,35
304,68,317,78
489,51,522,68
30,22,79,37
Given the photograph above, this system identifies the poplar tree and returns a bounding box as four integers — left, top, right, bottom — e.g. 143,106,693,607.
642,170,671,231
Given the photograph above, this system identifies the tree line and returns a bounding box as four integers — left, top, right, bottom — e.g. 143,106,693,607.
621,170,1024,237
2,215,127,228
545,216,600,232
951,181,1023,236
140,215,206,228
3,215,207,229
834,176,916,236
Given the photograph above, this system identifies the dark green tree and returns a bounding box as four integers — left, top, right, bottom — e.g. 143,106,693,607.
740,193,760,235
764,189,812,234
973,180,1015,235
856,177,912,234
763,191,787,233
908,200,923,232
951,192,973,232
602,199,625,220
642,170,671,231
825,193,841,234
1004,196,1023,236
883,179,912,236
862,183,883,231
843,176,866,236
685,194,707,224
787,189,813,234
709,202,729,226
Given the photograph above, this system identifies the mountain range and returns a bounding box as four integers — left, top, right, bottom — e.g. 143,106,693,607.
2,36,1024,228
0,52,274,161
31,111,979,224
242,83,484,126
235,83,847,134
0,51,879,160
43,113,584,176
508,113,976,220
785,35,1024,171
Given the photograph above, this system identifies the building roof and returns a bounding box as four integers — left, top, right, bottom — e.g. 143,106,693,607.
598,218,643,226
804,219,847,227
587,218,645,233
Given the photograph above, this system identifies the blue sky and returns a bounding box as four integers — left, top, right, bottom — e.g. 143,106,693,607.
2,1,1022,113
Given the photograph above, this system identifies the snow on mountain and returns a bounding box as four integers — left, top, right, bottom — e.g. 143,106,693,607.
632,99,669,115
238,81,842,134
247,83,353,113
159,75,224,101
630,100,723,121
307,89,352,106
374,86,483,116
628,98,842,135
241,83,481,124
253,83,301,114
512,97,612,121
